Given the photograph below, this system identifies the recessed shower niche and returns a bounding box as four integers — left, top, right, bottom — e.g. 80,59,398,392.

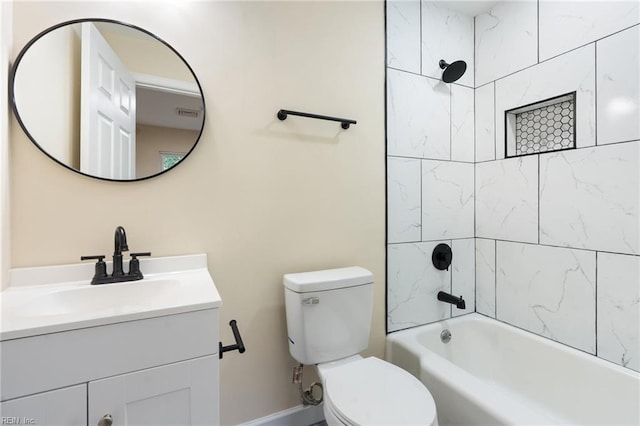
505,92,576,158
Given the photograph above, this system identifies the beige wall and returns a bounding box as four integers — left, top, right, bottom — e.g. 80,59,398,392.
103,29,195,82
1,0,12,291
12,24,80,167
135,124,198,178
9,1,385,424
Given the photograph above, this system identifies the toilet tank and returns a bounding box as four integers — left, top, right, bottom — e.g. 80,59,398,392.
283,267,374,365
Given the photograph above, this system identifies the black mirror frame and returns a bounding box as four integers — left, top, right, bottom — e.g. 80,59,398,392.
9,18,206,183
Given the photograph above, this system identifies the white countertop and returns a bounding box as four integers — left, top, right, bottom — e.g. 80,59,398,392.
0,254,222,341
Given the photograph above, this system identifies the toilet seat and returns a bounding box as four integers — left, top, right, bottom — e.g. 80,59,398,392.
322,357,437,426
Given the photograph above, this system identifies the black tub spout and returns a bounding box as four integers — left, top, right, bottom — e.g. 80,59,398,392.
437,291,466,309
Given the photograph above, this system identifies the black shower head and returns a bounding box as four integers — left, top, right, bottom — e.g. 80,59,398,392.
439,59,467,83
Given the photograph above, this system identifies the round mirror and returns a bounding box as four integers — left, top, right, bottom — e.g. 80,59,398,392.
10,19,205,181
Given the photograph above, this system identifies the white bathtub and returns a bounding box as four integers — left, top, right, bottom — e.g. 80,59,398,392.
386,313,640,425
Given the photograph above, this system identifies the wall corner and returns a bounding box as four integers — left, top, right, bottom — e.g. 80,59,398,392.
1,0,13,291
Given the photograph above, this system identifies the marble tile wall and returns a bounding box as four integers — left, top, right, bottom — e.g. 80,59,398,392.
387,242,451,331
597,253,640,372
475,238,496,317
451,238,475,318
539,142,639,255
475,83,495,162
386,0,421,74
473,3,639,372
476,156,538,243
421,160,474,241
387,0,639,372
421,1,474,88
387,68,450,160
496,242,596,354
596,25,640,145
387,157,421,244
475,0,538,87
451,85,475,162
539,0,640,61
386,1,475,332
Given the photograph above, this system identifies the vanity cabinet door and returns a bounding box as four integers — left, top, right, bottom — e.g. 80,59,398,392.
88,355,219,426
0,384,87,426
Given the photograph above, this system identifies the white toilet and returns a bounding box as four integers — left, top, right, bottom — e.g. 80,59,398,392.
284,266,438,426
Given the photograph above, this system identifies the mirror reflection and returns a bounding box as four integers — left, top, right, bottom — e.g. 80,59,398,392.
11,20,205,181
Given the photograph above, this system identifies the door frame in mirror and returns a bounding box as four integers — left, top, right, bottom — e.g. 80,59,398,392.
9,18,206,182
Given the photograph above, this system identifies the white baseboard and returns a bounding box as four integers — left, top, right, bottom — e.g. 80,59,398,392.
239,404,324,426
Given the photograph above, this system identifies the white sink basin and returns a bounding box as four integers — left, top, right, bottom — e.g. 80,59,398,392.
17,279,181,317
0,254,221,341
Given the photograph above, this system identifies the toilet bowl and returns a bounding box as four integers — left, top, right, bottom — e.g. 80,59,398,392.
283,267,439,425
316,356,438,426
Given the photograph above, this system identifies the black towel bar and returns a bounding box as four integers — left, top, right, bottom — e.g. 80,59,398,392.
277,109,357,130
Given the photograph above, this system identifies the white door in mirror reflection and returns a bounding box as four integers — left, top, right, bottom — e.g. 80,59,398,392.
80,23,136,180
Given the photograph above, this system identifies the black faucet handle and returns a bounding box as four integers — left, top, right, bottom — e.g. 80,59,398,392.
81,255,108,284
81,255,105,261
128,252,151,280
130,252,151,258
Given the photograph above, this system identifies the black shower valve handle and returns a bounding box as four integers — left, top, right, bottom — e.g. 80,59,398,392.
432,243,453,271
437,254,450,271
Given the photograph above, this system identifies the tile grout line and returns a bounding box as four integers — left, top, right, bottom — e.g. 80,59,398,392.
494,239,497,319
388,236,480,246
537,0,540,64
387,153,475,164
494,81,497,160
473,138,640,165
450,238,453,320
473,237,640,257
419,0,422,76
595,251,598,357
384,0,389,336
420,158,423,244
388,66,476,90
538,155,541,244
593,31,598,357
594,41,598,146
475,22,639,90
473,59,477,313
450,85,453,161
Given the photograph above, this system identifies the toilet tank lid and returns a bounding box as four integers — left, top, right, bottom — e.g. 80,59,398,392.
283,266,373,293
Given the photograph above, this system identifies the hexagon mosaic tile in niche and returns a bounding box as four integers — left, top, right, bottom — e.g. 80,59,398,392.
515,100,575,156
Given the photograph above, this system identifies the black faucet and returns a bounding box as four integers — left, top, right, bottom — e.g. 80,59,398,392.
81,226,151,285
112,226,129,277
437,291,466,309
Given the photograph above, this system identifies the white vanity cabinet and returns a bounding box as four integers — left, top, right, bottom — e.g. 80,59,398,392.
88,355,218,426
1,309,220,426
0,254,222,426
0,384,87,426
